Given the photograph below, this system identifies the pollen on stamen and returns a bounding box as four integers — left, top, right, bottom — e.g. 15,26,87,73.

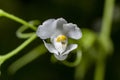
56,35,67,42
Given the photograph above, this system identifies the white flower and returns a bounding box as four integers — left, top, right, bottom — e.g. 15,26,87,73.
36,18,82,60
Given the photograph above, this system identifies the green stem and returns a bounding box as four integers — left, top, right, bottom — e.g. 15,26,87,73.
16,25,35,39
8,44,47,74
94,0,115,80
0,9,36,31
100,0,115,38
16,20,40,39
3,34,37,61
94,59,105,80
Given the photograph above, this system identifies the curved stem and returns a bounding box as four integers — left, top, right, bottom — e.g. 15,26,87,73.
16,20,40,39
16,25,35,39
3,34,37,61
0,9,36,31
62,50,82,67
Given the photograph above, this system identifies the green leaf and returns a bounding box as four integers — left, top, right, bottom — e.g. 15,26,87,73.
80,29,97,49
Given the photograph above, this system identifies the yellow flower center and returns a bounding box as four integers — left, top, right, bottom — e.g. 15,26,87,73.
56,35,67,42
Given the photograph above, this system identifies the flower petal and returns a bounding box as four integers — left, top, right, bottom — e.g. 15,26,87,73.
63,44,78,55
63,23,82,39
36,19,56,39
55,44,78,61
54,54,68,61
54,18,67,30
43,40,58,55
36,18,67,39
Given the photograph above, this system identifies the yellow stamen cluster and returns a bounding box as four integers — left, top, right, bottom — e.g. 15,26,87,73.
56,35,67,42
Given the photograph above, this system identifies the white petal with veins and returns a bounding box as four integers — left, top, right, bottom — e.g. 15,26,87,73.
43,40,58,55
63,44,78,55
63,23,82,39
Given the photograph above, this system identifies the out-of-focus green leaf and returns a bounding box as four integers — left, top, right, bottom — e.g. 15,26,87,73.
80,29,97,49
98,37,113,55
75,54,94,80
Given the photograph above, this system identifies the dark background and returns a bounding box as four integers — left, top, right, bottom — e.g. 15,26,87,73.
0,0,120,80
